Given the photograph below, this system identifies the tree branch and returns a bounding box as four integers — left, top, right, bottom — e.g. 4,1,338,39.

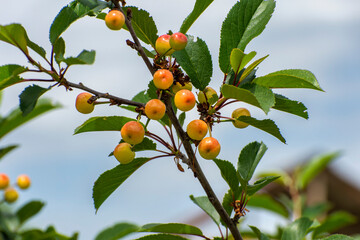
67,81,144,108
109,1,242,238
163,94,243,240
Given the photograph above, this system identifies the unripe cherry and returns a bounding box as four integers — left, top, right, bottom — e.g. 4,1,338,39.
198,137,221,160
174,89,196,112
4,188,18,203
75,92,94,114
145,99,166,120
17,174,31,189
113,143,135,164
172,82,192,94
169,32,188,51
105,10,125,30
121,121,145,145
198,87,218,104
187,119,208,140
155,34,175,56
0,173,10,190
153,69,174,90
232,108,251,128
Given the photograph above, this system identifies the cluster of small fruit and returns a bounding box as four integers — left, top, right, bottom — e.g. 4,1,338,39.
0,173,31,203
74,8,253,165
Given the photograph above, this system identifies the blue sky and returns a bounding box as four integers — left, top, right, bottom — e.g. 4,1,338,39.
1,0,359,239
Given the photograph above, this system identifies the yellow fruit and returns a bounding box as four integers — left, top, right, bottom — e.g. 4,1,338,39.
187,119,208,140
198,137,221,160
172,82,192,94
198,87,218,105
145,99,166,120
153,69,174,90
121,121,145,145
155,34,175,56
113,143,135,164
174,89,196,112
0,173,9,190
17,174,31,189
4,188,18,203
232,108,251,128
75,92,94,114
105,10,125,30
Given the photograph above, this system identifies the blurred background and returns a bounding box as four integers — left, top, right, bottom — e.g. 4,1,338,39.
0,0,359,239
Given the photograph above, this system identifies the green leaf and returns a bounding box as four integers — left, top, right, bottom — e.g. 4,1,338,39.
26,37,46,59
219,0,275,73
221,84,275,114
50,1,109,44
321,235,355,240
121,7,158,48
95,223,140,240
233,116,286,143
16,201,45,225
172,36,212,91
239,55,268,83
249,225,270,240
247,194,289,218
213,159,239,193
237,141,267,184
132,138,156,152
312,212,356,238
0,98,61,140
230,49,257,75
19,85,49,116
0,24,29,54
140,223,203,236
281,217,313,240
93,157,150,211
302,202,331,220
297,152,340,190
0,64,27,91
63,50,95,66
135,234,190,240
53,37,66,64
273,94,308,119
74,116,135,134
180,0,214,34
0,145,19,161
230,48,245,74
254,69,323,91
189,195,220,226
179,112,186,127
147,80,158,100
247,176,279,196
222,188,237,217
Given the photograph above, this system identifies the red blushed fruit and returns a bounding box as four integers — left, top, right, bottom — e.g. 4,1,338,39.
105,10,125,30
174,89,196,112
145,99,166,120
153,69,174,90
155,34,175,56
121,121,145,145
75,92,94,114
0,173,10,190
17,174,31,189
170,32,188,51
186,119,208,140
198,137,221,160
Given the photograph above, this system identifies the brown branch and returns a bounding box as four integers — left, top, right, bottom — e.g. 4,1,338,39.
109,1,242,238
67,81,144,108
111,0,155,75
163,94,243,240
